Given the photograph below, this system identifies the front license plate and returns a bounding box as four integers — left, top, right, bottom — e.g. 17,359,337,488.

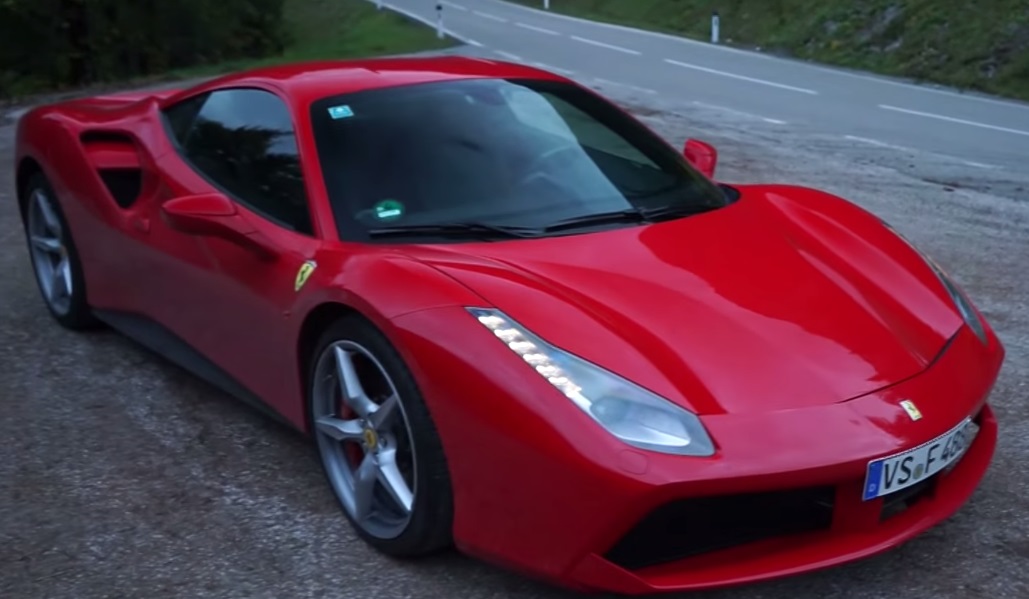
862,418,979,501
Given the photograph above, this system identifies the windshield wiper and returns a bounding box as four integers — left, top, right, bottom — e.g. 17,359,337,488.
623,181,681,199
635,203,720,219
539,208,647,232
367,221,539,240
540,204,717,232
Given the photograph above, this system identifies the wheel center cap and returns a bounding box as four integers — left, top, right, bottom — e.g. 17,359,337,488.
363,428,379,450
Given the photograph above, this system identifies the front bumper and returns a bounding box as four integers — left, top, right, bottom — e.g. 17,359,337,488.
570,403,996,593
391,309,1004,594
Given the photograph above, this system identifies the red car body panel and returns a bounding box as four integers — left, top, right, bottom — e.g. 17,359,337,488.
12,56,1004,593
394,305,1000,591
407,185,965,415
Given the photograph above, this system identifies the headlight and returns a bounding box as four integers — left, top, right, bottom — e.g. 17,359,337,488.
923,257,987,343
882,221,987,344
468,307,716,457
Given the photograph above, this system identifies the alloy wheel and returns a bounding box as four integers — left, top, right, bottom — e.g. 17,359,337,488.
26,188,73,316
312,340,418,539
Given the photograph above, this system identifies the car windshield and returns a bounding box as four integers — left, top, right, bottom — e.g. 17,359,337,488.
309,77,729,242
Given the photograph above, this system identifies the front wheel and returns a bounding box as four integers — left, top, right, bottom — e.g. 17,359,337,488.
308,315,454,556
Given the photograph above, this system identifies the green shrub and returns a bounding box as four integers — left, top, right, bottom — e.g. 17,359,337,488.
0,0,286,96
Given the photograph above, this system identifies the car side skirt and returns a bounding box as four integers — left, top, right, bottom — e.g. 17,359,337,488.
93,309,300,433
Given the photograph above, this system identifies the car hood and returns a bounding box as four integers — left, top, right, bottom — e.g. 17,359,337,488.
407,186,963,415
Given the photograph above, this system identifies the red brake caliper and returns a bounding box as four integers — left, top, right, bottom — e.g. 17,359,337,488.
339,395,365,467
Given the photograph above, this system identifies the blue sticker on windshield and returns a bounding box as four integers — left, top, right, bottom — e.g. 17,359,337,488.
328,105,354,119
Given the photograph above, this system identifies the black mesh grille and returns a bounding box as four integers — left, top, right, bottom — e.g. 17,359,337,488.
604,486,836,571
880,476,937,520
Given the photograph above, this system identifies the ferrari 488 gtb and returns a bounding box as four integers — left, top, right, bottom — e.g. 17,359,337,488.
13,57,1004,593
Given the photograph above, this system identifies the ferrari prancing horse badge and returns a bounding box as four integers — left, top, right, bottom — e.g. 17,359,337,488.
899,399,923,421
295,260,317,292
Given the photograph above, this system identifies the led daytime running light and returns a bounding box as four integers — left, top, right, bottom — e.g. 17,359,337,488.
468,307,716,457
476,312,584,398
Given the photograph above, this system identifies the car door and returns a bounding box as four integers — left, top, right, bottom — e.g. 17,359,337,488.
145,86,322,412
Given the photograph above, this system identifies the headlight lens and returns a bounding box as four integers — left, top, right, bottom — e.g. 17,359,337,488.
924,259,988,343
468,307,716,456
882,221,988,344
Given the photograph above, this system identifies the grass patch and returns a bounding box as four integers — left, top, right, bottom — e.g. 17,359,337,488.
172,0,457,77
510,0,1029,102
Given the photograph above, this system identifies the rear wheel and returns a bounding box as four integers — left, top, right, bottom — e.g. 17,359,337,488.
308,315,453,556
22,172,98,330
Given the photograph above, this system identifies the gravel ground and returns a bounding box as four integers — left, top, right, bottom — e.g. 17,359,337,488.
2,47,1027,599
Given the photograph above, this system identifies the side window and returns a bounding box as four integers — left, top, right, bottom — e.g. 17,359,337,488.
164,93,208,143
165,88,312,234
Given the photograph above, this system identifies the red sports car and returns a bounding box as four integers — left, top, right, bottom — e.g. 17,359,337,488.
13,56,1004,594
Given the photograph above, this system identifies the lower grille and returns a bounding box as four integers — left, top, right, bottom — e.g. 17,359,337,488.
604,486,836,571
880,476,937,520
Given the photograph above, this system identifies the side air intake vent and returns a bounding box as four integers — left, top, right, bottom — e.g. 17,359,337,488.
80,131,144,208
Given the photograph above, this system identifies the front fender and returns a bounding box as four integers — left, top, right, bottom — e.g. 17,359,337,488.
285,252,490,429
389,304,640,582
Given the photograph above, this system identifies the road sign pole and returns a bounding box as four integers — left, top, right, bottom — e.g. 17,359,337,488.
436,4,445,39
711,11,720,44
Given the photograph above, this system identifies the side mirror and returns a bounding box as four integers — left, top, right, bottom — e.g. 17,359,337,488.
683,139,718,179
161,193,280,261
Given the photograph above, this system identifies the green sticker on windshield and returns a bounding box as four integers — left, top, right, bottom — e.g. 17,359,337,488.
374,199,404,221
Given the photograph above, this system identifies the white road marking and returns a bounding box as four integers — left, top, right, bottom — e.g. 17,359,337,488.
495,50,524,62
531,62,575,75
593,78,657,94
665,59,818,95
367,1,480,47
844,135,914,152
880,104,1029,138
473,10,507,22
516,22,560,35
489,0,774,60
693,101,786,124
962,160,998,169
441,1,468,10
570,35,641,55
490,0,1029,114
844,135,999,169
812,66,1029,114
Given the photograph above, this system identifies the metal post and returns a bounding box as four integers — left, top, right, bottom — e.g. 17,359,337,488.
436,4,445,39
711,11,720,44
544,0,550,9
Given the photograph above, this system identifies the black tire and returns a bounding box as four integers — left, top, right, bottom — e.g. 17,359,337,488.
308,314,454,556
21,171,100,330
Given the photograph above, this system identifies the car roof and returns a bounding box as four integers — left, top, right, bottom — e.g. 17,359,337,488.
172,56,569,108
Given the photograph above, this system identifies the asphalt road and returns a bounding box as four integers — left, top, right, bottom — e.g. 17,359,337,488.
384,0,1029,172
3,15,1029,599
